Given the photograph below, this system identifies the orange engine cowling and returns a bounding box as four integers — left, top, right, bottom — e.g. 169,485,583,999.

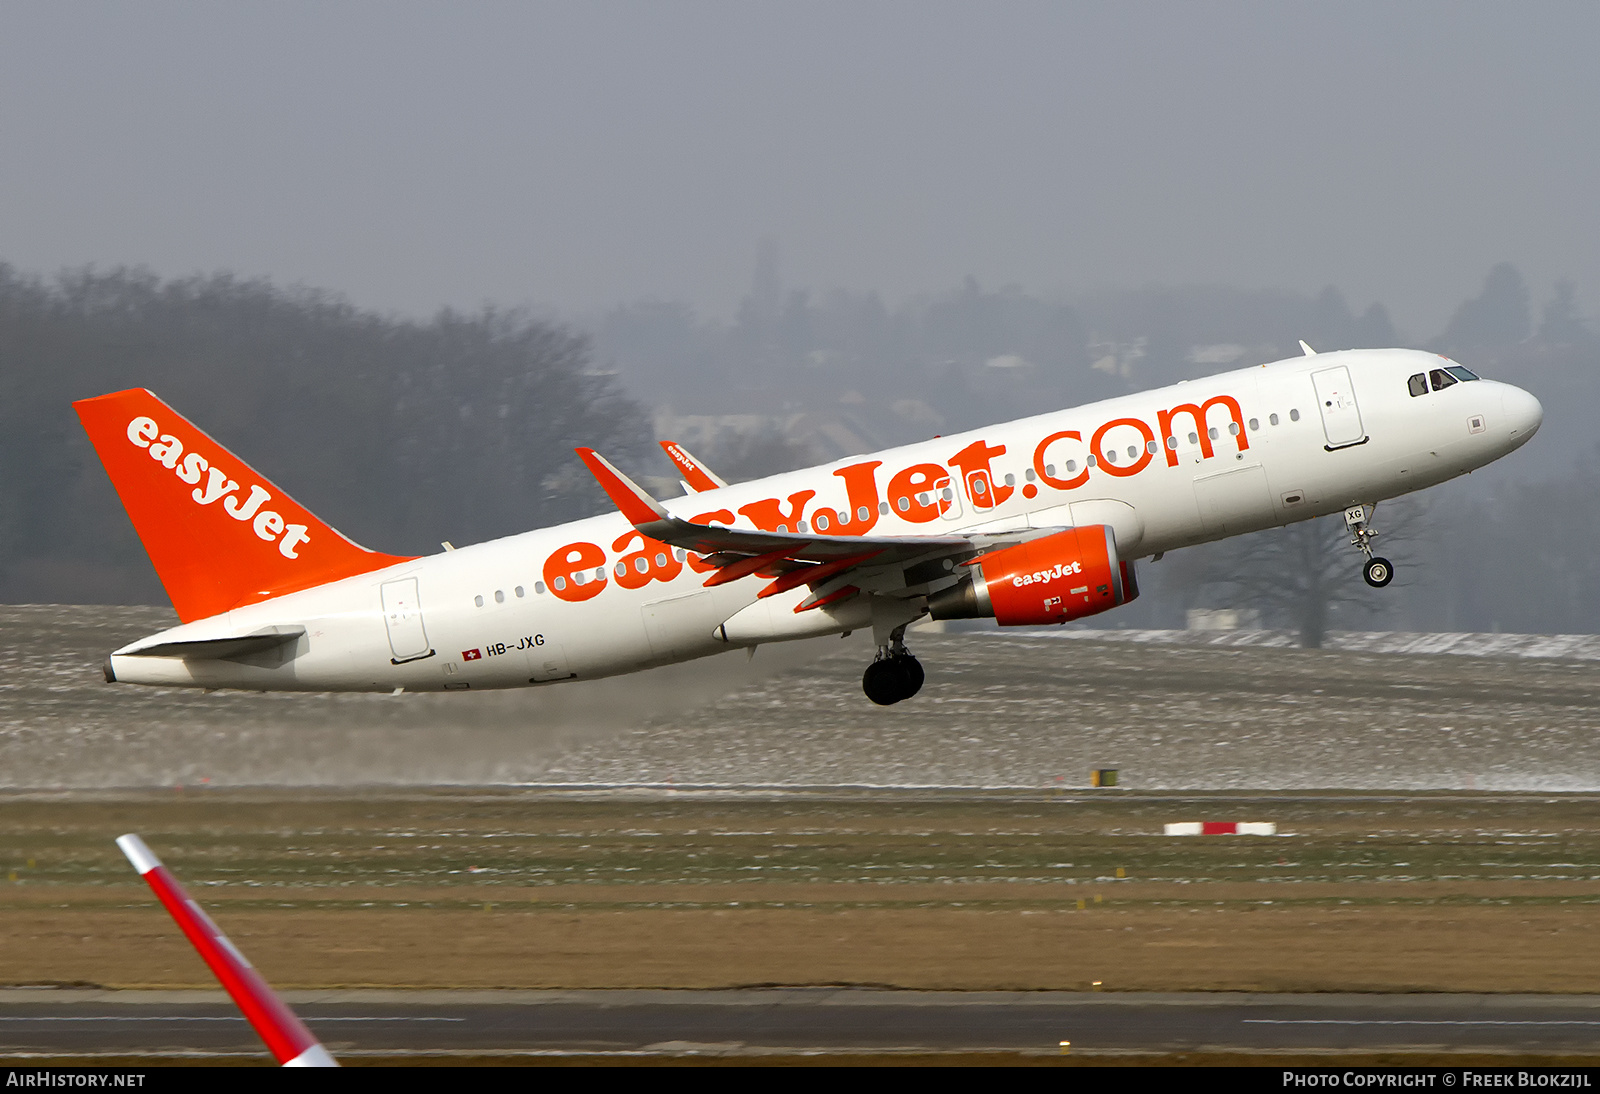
927,525,1138,626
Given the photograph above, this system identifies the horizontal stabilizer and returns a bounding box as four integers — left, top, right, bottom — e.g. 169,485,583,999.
119,626,306,660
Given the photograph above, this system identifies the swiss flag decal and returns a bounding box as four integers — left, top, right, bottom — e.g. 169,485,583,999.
461,649,482,661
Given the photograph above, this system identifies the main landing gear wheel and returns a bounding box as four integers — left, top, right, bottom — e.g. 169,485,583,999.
1363,556,1394,588
862,651,924,706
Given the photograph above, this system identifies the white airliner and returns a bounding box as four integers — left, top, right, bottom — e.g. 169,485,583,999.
76,346,1541,705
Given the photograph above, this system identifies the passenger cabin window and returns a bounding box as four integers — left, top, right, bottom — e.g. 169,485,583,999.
1408,373,1427,397
1429,368,1458,391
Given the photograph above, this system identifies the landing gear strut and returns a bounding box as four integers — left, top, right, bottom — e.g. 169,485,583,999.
862,627,924,706
1345,504,1394,588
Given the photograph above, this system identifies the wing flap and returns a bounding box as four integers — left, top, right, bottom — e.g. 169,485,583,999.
758,550,882,599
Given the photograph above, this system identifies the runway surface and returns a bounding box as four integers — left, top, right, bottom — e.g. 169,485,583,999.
5,990,1600,1058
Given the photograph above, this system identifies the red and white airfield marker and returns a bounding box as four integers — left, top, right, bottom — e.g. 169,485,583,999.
116,833,338,1067
1163,821,1277,836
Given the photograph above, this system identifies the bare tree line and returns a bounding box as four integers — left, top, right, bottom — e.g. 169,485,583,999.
1,258,1595,640
0,265,649,605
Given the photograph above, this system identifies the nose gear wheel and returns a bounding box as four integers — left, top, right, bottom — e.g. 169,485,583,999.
1345,504,1396,588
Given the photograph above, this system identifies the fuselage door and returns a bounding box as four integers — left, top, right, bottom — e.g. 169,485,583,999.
379,577,433,663
1311,366,1367,449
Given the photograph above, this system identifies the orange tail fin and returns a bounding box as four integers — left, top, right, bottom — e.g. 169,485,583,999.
74,388,413,622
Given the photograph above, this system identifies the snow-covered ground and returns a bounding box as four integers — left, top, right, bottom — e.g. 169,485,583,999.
5,605,1600,790
1025,627,1600,661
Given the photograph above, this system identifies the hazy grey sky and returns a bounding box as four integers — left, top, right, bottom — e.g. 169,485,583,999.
3,1,1597,337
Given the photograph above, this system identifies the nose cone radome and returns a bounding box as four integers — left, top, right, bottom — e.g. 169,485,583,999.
1501,384,1543,449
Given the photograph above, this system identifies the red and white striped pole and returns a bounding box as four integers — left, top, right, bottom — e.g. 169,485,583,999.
117,834,338,1067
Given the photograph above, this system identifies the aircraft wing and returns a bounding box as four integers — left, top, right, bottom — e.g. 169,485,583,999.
577,448,1041,611
117,834,338,1067
579,448,975,564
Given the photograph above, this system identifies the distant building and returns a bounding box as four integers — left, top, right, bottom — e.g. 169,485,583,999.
1186,608,1263,631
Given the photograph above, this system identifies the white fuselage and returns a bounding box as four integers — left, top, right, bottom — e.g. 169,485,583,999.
108,349,1543,691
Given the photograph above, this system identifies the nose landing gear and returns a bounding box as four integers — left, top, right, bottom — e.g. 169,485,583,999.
1346,504,1394,588
862,628,924,706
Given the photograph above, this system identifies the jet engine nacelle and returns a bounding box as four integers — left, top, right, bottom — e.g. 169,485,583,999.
927,524,1138,626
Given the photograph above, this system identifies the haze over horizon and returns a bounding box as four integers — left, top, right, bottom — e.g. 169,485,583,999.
2,1,1598,337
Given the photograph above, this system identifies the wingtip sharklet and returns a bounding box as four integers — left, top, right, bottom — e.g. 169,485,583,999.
659,441,729,491
575,448,672,526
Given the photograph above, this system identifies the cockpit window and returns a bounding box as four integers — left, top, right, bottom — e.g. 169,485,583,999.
1429,368,1458,391
1407,373,1427,397
1444,365,1479,382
